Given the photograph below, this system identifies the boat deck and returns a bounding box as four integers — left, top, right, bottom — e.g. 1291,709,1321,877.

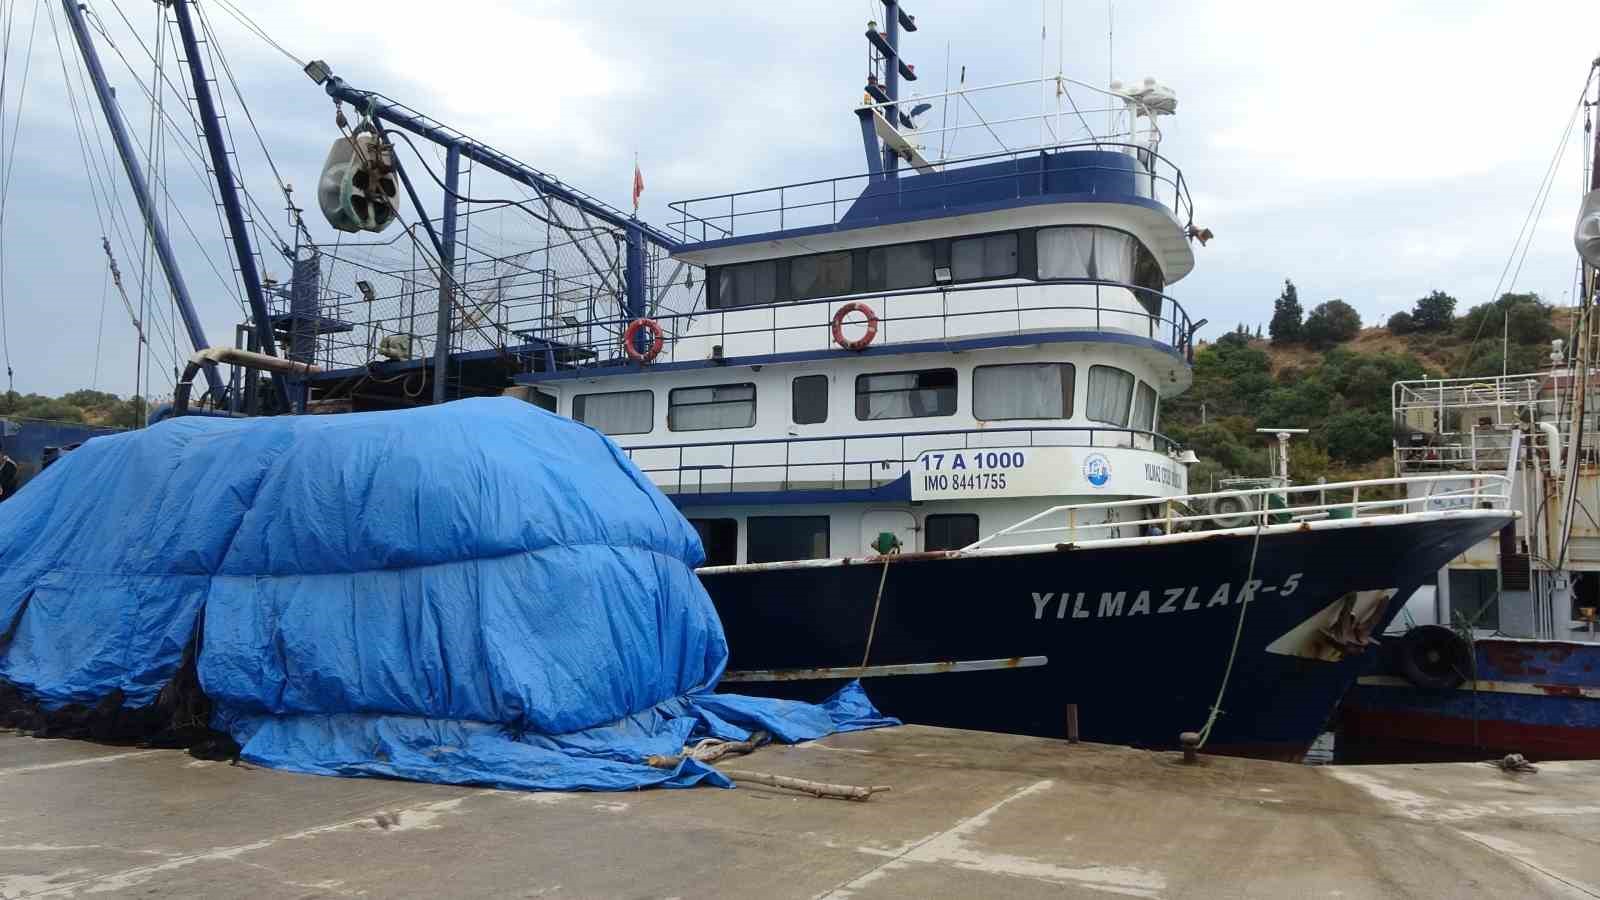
2,725,1596,898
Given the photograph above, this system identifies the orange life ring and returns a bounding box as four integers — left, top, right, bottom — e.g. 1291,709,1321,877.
622,317,664,363
831,302,878,351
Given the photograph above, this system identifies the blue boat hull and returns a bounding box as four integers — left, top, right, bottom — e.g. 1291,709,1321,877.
704,512,1510,759
1342,638,1600,761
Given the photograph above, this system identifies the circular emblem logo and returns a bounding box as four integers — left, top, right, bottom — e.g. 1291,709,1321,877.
1083,453,1112,488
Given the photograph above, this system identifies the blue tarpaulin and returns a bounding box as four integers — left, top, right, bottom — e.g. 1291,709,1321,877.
0,398,893,790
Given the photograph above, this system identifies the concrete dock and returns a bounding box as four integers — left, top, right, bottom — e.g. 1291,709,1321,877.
2,725,1598,899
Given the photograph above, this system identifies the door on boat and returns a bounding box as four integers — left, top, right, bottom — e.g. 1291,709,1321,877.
860,509,916,555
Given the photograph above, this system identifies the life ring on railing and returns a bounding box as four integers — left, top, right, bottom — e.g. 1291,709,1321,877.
832,302,879,351
622,317,664,363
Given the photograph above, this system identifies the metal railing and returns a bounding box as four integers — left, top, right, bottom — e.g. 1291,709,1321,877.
624,426,1179,496
965,474,1514,550
535,278,1194,373
1390,371,1600,474
667,141,1193,244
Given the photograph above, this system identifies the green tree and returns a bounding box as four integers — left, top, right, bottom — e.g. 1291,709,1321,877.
1387,311,1415,334
1456,292,1553,344
1269,279,1303,344
1324,409,1393,463
1411,290,1456,332
1303,299,1362,349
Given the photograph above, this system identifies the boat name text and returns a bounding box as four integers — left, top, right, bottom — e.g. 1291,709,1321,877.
1030,574,1303,620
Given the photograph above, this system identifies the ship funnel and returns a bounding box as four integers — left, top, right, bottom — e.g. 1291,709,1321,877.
1578,189,1600,268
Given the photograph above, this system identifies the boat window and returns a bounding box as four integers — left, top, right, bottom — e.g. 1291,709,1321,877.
1036,227,1160,290
1095,230,1137,285
668,383,756,431
1036,227,1097,279
689,518,738,567
924,514,979,551
529,389,557,413
973,363,1074,420
747,516,830,563
790,251,853,300
951,233,1018,281
855,369,958,420
716,260,778,308
1086,366,1135,426
572,389,654,435
792,374,829,425
866,242,935,291
1131,381,1158,432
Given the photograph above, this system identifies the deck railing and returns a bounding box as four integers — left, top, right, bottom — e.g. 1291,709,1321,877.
530,278,1194,372
624,425,1178,496
965,473,1514,550
667,141,1193,244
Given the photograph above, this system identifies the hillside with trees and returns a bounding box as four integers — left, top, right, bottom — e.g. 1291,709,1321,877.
1167,280,1563,489
0,390,144,428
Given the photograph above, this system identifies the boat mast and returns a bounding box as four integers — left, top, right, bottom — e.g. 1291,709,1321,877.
169,0,288,409
1553,60,1600,578
59,0,224,399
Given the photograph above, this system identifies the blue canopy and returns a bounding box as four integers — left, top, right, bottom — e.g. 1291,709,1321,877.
0,397,891,790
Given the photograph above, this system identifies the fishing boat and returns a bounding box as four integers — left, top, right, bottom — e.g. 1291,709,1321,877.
1338,58,1600,762
473,7,1512,758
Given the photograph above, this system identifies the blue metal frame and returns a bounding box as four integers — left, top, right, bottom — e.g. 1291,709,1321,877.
170,0,287,407
321,76,680,252
432,146,461,404
59,0,224,398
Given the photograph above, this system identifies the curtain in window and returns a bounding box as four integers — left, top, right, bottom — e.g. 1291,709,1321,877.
575,391,653,434
1036,227,1095,279
859,373,917,420
1086,366,1135,425
974,364,1073,420
856,372,955,420
1093,230,1136,285
1131,381,1157,431
670,385,756,431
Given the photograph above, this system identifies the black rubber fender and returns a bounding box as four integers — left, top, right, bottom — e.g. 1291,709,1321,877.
1397,624,1471,690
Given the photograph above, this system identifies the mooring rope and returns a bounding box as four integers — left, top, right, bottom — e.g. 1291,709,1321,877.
1195,513,1268,749
858,553,896,671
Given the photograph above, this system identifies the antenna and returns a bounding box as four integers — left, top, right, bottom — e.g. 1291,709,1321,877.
1108,0,1115,136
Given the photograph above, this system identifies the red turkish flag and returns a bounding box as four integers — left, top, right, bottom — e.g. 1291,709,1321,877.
632,161,644,214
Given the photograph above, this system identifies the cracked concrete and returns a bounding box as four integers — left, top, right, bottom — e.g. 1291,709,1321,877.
2,726,1599,898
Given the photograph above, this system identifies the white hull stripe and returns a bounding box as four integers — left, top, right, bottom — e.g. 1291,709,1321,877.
723,656,1048,682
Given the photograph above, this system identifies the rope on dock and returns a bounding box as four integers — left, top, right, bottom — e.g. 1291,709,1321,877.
1194,515,1267,750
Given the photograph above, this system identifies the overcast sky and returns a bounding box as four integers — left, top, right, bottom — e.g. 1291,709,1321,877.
2,0,1597,398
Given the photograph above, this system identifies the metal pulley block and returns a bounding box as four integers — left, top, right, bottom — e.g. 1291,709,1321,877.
318,131,398,233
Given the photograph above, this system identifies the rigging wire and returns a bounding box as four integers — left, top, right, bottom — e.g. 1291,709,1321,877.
207,0,302,69
1458,70,1596,376
0,0,41,396
46,1,181,385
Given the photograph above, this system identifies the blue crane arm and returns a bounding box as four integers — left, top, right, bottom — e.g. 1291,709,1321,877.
321,76,681,251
